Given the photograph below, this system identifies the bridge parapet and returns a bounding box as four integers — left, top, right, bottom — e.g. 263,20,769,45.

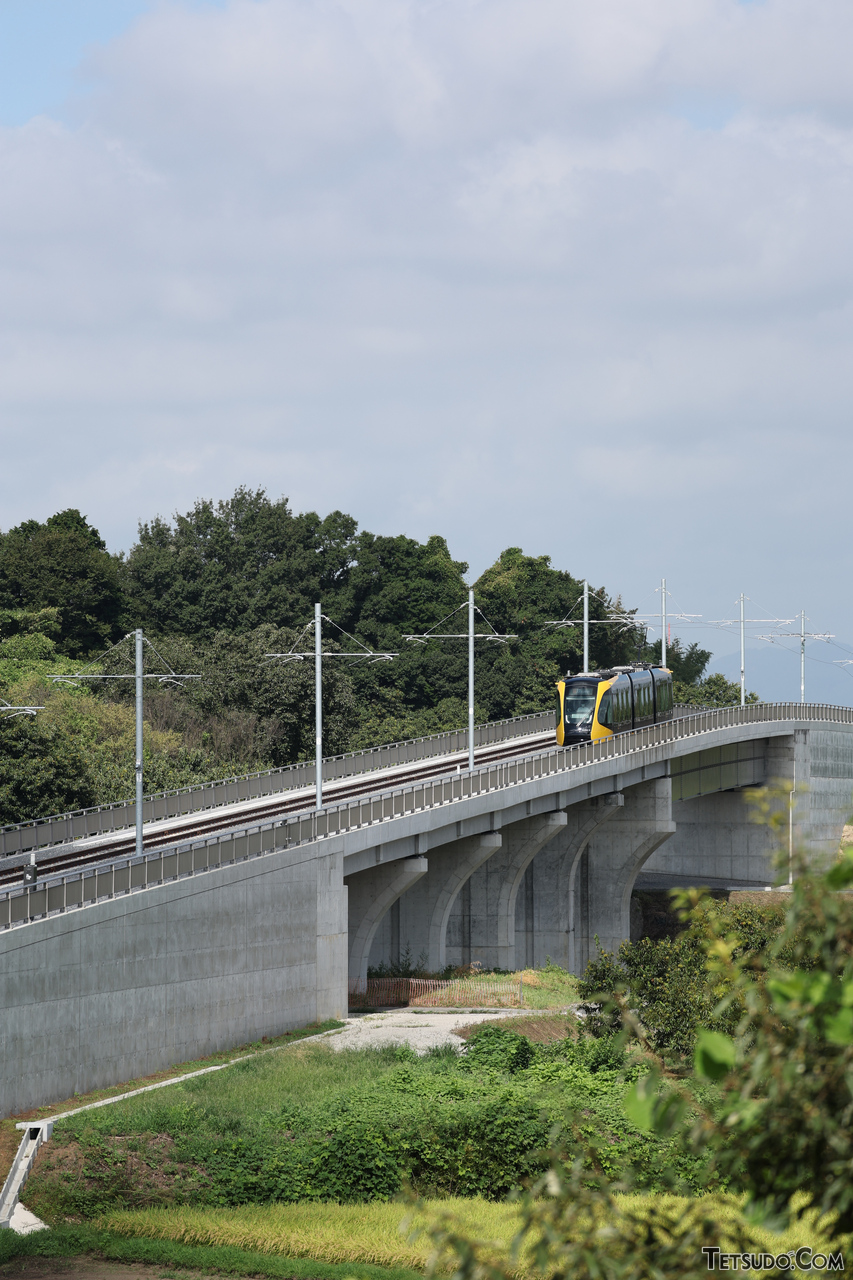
0,709,557,858
3,702,851,932
1,701,845,931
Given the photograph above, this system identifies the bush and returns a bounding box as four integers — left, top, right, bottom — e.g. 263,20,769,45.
578,900,796,1058
0,714,97,823
578,934,713,1056
459,1025,534,1074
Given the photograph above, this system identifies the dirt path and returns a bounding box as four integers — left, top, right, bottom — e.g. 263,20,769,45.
319,1006,535,1054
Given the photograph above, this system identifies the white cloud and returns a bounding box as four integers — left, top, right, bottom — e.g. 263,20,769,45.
1,0,852,696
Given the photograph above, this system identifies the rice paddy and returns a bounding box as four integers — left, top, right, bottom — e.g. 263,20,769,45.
95,1194,848,1274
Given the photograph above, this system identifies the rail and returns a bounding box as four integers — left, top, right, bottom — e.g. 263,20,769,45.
2,701,851,931
0,709,556,859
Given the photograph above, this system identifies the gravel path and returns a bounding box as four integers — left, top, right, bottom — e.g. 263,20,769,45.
318,1006,534,1055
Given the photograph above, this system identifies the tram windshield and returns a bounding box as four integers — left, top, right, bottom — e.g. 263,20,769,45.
563,682,598,729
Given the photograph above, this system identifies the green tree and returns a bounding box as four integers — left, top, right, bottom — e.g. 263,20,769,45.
0,512,123,657
0,606,62,642
471,548,642,719
626,846,853,1238
193,626,358,765
645,636,711,684
335,532,468,644
122,488,358,639
101,625,359,768
331,532,469,730
0,715,97,823
675,672,759,708
0,606,62,662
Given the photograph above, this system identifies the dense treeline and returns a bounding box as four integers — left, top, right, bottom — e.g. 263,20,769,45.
0,488,746,823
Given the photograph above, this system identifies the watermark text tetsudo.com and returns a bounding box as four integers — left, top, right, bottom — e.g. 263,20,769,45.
703,1248,845,1272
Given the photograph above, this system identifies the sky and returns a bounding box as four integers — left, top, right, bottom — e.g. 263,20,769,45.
1,0,852,703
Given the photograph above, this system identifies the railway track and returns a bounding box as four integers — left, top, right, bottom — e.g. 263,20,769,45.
0,730,556,889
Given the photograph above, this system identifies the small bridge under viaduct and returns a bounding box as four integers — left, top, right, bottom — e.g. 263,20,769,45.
1,703,852,1116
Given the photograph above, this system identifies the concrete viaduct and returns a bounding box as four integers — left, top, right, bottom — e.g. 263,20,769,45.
1,702,852,1117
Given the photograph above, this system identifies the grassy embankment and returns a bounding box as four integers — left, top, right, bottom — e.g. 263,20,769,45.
0,1019,344,1195
9,1013,741,1236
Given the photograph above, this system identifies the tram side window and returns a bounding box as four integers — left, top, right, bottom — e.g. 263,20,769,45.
597,692,613,728
657,678,673,715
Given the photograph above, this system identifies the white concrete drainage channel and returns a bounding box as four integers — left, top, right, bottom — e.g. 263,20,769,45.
0,1122,54,1233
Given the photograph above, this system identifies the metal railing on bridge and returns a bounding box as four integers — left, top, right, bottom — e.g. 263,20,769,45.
0,709,556,859
2,701,851,931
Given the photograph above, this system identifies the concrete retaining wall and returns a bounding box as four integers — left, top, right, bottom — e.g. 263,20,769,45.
0,843,347,1118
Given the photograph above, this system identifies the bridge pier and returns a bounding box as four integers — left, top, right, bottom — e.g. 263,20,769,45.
368,832,502,973
558,792,625,973
445,812,567,971
345,856,428,990
572,778,676,970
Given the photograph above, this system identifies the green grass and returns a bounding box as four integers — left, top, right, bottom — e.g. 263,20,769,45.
10,1018,346,1125
0,1017,345,1194
517,963,580,1008
23,1027,708,1221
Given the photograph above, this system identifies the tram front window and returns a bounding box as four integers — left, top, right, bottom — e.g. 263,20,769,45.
564,683,597,729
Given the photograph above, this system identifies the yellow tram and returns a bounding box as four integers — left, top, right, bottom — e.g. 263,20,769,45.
555,664,673,746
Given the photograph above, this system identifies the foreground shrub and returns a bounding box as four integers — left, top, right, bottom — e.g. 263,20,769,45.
422,850,853,1275
422,1158,841,1280
626,846,853,1238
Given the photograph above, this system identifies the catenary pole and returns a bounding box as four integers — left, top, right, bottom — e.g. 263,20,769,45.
403,596,512,772
740,593,745,708
583,580,589,673
266,606,396,813
48,632,198,863
468,588,475,772
135,628,144,858
661,578,667,670
315,602,322,812
750,614,831,699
